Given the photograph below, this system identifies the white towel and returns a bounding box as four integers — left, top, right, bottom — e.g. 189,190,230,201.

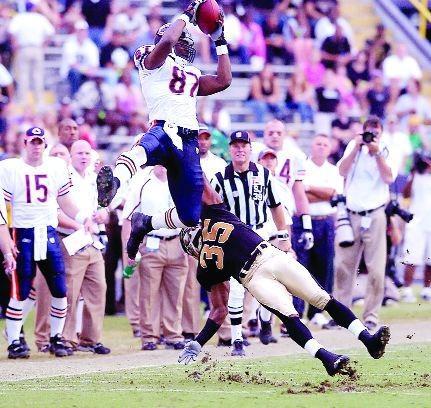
33,226,48,261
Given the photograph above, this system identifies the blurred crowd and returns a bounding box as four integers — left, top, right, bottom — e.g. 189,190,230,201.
0,0,430,353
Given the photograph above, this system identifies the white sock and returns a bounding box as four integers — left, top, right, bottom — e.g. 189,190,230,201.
348,319,367,339
50,297,67,338
259,307,272,323
304,339,324,357
230,323,243,342
114,146,147,185
151,208,187,230
75,297,84,335
6,298,23,345
22,287,36,322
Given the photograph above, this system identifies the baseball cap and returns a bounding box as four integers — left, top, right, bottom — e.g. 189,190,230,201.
258,148,277,161
198,124,211,137
25,127,46,141
229,131,251,145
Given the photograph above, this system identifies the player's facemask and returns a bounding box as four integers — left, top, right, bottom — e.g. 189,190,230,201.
180,225,202,259
155,23,196,64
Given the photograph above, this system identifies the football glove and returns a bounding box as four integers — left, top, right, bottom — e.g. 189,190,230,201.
184,0,206,25
298,214,314,250
211,9,226,43
178,340,202,365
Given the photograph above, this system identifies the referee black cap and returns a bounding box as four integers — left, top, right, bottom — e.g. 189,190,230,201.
229,131,250,145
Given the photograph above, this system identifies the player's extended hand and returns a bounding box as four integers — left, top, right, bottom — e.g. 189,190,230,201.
298,231,314,251
3,253,16,278
184,0,206,25
212,10,226,43
178,340,202,365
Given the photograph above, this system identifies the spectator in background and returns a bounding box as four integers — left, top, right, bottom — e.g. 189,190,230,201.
0,3,12,67
331,101,353,142
303,48,325,87
240,10,267,69
262,11,293,64
366,70,390,119
285,68,315,123
61,20,100,95
100,30,131,70
320,24,351,70
246,64,283,122
222,1,249,64
366,24,390,71
8,1,55,106
394,79,431,130
382,44,422,90
288,5,314,67
315,69,340,134
81,0,111,48
346,50,370,87
0,59,13,139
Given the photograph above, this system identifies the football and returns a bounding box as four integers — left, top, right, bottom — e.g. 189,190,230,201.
196,0,221,35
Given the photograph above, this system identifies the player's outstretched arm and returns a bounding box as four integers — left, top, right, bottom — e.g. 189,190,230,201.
198,25,232,96
145,1,204,70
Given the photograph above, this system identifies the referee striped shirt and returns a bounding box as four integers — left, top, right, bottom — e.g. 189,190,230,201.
211,162,281,227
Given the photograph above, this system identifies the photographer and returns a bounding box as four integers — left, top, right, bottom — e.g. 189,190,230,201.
333,116,398,330
400,151,431,303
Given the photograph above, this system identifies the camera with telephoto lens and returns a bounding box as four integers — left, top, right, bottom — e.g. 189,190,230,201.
330,194,355,247
361,131,377,144
412,150,431,174
385,200,413,223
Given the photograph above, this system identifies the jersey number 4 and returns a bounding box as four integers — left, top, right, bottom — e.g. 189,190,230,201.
25,175,48,203
199,220,234,270
169,66,199,97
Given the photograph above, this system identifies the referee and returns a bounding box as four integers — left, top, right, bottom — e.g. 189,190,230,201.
211,131,291,357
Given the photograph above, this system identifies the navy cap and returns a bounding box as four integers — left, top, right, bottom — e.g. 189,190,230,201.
229,131,250,145
25,127,46,140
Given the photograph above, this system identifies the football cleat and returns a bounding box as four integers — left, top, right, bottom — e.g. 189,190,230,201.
7,340,30,359
259,320,277,345
247,318,259,337
322,353,350,377
365,326,391,359
92,343,111,355
142,342,157,351
127,213,153,260
231,340,246,357
49,335,69,357
165,341,186,350
97,166,119,208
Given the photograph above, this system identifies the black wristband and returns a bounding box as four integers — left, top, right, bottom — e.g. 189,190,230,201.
215,37,227,47
195,318,220,346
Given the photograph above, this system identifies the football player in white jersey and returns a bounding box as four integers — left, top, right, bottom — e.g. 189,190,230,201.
96,0,232,263
0,127,94,359
0,190,16,274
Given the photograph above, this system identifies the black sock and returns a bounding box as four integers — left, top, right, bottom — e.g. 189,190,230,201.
324,298,357,329
195,318,220,346
315,348,335,363
359,330,372,344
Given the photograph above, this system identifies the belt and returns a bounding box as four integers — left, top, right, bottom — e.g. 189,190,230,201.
147,234,178,241
347,204,385,216
311,215,332,220
239,242,269,279
152,120,198,137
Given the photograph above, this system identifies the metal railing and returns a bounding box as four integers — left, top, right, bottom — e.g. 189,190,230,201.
407,0,431,37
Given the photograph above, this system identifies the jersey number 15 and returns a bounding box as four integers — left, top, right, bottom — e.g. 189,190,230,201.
25,174,48,203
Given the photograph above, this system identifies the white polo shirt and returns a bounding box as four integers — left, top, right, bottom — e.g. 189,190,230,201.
123,168,178,238
200,151,227,180
339,140,398,212
303,158,344,216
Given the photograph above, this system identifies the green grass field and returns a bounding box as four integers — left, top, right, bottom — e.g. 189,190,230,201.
1,344,430,407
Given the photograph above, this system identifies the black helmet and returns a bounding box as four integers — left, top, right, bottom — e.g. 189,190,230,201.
155,23,196,64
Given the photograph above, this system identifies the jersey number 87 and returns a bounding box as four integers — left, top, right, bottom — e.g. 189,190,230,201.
169,66,199,97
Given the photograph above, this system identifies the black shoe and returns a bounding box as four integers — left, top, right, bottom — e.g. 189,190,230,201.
50,335,69,357
8,340,30,359
38,344,50,353
217,338,232,347
365,326,390,359
231,340,246,356
97,166,119,208
322,353,350,377
92,343,111,355
242,337,250,346
165,341,185,350
133,328,142,338
19,334,30,352
142,341,157,351
127,212,152,260
322,319,341,330
259,320,277,345
248,319,259,337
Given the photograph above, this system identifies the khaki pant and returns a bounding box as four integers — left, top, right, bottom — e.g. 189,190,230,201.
334,208,387,324
241,245,330,316
139,237,188,343
124,265,140,333
62,245,106,346
181,256,201,335
34,269,51,349
13,46,44,105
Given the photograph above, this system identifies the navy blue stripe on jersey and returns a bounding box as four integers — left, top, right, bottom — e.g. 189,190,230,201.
214,173,229,205
241,173,251,226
